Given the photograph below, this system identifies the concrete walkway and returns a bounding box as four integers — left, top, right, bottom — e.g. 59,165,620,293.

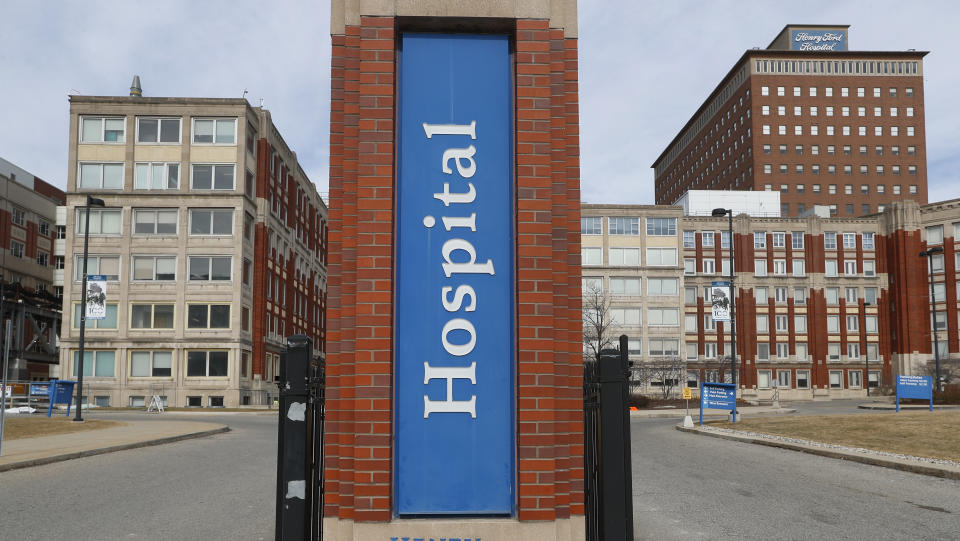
857,403,959,410
631,405,796,418
0,417,228,472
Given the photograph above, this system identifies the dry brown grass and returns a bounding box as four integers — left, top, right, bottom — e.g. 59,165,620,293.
713,411,960,462
2,416,122,440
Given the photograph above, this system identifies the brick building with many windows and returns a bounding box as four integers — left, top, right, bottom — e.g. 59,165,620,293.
583,194,960,400
653,25,928,217
56,94,327,408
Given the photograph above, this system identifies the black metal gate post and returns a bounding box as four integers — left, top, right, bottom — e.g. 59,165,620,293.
309,357,326,539
276,335,313,540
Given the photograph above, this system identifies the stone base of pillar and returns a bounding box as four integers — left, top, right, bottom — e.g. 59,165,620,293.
322,516,586,541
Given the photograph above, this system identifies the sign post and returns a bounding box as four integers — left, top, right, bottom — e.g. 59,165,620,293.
895,375,933,412
681,386,693,428
699,382,737,425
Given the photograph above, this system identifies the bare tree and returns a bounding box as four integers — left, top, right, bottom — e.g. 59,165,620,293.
921,358,959,389
647,356,687,400
582,281,616,363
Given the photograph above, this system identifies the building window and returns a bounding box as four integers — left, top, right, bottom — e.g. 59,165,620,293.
192,118,236,144
647,278,677,296
186,350,229,377
701,231,715,247
581,247,601,266
683,230,696,248
775,314,788,332
610,277,641,296
773,259,786,275
81,116,125,143
755,287,768,304
825,260,838,277
793,259,806,277
824,232,837,250
132,255,176,281
704,314,717,331
610,308,641,326
130,304,175,329
74,254,120,281
187,304,231,329
865,315,878,333
130,351,173,377
756,315,769,333
189,209,233,235
646,217,677,236
191,164,236,190
76,208,122,235
703,259,716,274
135,162,179,190
649,339,679,357
797,369,811,389
754,259,768,277
757,344,770,363
133,209,177,235
684,286,697,304
73,350,116,377
608,217,639,235
848,370,862,389
78,163,123,189
9,240,24,259
648,308,679,327
794,315,807,333
188,256,232,281
828,345,842,363
73,303,118,329
136,117,181,143
609,247,640,266
863,260,876,277
846,315,860,332
646,248,677,266
581,217,602,235
772,232,785,248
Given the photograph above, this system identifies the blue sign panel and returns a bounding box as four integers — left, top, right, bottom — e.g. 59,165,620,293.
395,33,514,515
896,375,933,411
790,29,847,51
700,382,737,425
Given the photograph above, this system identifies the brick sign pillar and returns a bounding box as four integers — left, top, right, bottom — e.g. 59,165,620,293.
324,2,583,540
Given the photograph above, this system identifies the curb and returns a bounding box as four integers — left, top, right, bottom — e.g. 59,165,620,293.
0,425,230,473
675,424,960,481
857,404,959,411
631,408,796,419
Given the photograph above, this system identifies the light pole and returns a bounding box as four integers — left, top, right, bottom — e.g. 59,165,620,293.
712,208,737,421
920,246,945,393
74,195,105,422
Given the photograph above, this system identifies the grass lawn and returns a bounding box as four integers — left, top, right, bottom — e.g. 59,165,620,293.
713,411,960,462
1,416,122,440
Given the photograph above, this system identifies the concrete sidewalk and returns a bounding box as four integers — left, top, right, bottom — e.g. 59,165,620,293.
631,405,796,418
0,417,229,472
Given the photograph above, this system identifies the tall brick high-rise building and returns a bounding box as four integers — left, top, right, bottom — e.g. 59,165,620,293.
653,25,929,217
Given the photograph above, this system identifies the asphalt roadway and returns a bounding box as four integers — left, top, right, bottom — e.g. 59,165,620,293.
1,402,959,540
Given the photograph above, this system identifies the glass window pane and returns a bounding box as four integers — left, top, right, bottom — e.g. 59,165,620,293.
190,257,209,280
212,211,232,234
153,352,172,377
210,305,230,328
82,118,101,142
134,210,155,234
167,164,179,189
193,165,212,189
211,257,231,280
191,210,210,234
208,352,228,376
131,305,152,328
102,164,123,188
133,257,154,280
80,164,100,189
188,305,208,328
101,211,121,234
135,164,150,189
152,164,164,189
103,119,124,142
157,210,177,234
153,305,174,328
194,120,214,143
138,118,158,142
159,119,179,142
215,119,235,144
187,351,207,376
156,258,175,280
94,351,115,376
214,165,233,189
101,304,118,328
131,352,151,376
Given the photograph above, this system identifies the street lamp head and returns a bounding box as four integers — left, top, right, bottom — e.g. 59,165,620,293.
711,208,730,217
920,246,944,257
86,196,106,207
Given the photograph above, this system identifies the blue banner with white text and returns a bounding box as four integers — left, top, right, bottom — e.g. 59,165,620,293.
395,33,514,515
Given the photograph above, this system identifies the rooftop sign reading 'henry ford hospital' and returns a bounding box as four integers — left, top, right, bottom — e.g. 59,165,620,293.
395,33,514,515
791,29,847,51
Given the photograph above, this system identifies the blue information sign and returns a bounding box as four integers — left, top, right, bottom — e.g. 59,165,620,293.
896,375,933,412
700,382,737,425
395,33,514,515
790,29,847,51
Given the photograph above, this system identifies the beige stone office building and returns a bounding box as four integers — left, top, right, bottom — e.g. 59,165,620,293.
57,93,328,408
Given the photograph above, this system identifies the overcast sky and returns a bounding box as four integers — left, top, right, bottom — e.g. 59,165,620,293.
2,0,958,204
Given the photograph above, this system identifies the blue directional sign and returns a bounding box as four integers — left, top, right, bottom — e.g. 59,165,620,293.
700,382,737,425
394,33,514,515
896,375,933,412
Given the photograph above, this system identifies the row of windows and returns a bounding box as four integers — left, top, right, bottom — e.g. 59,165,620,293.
582,276,678,296
685,285,882,306
77,208,242,236
71,349,232,378
764,143,917,156
759,84,916,98
587,307,682,327
78,162,252,192
582,247,678,267
689,369,879,390
581,216,677,236
924,223,960,245
73,254,249,283
765,164,919,177
74,303,235,331
80,116,238,145
762,104,916,118
760,124,916,137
